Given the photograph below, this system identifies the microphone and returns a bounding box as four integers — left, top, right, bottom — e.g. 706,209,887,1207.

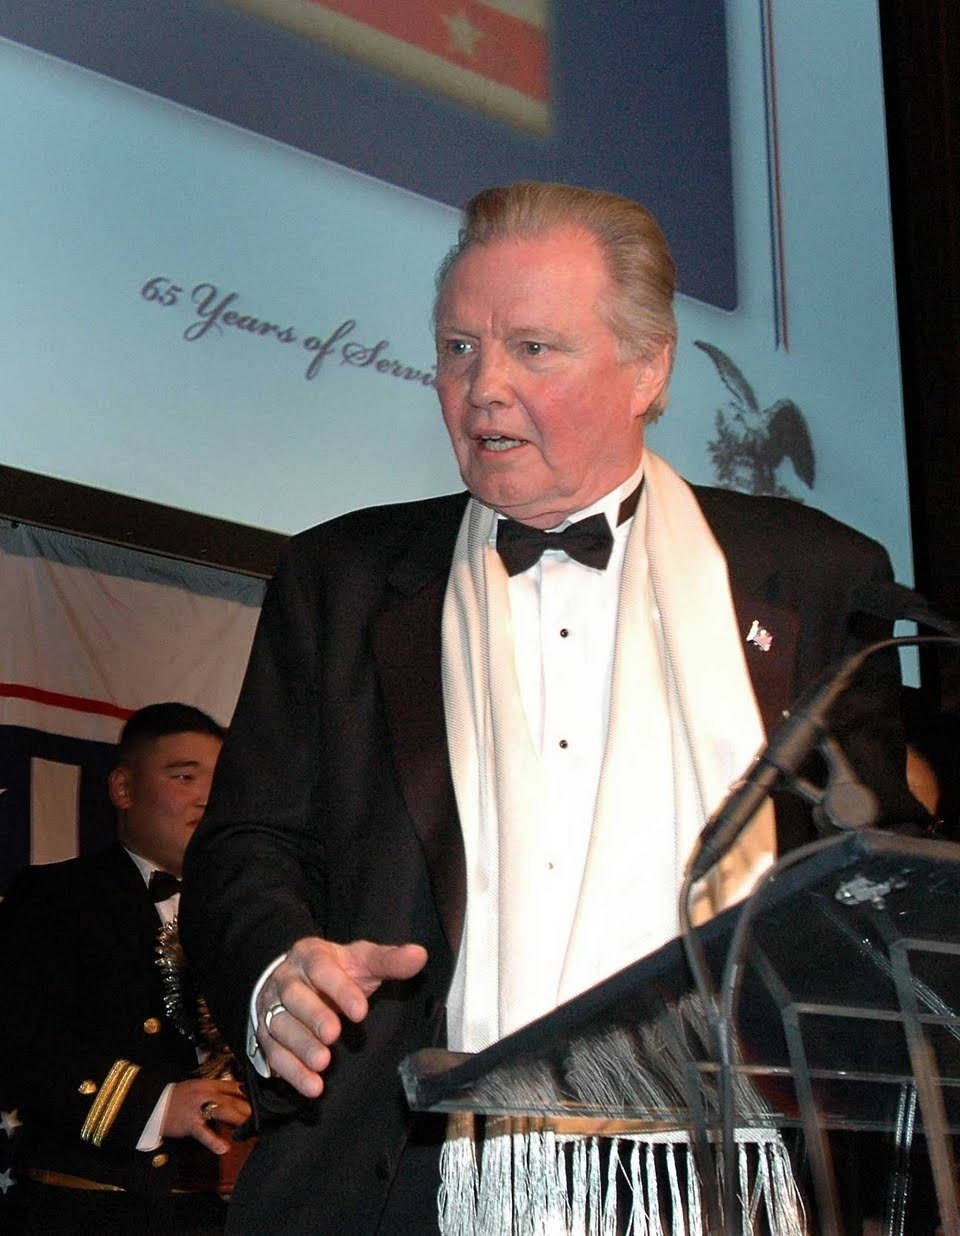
684,664,855,882
684,584,959,885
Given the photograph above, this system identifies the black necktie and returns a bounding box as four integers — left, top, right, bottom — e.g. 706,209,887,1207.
148,870,181,902
495,479,644,577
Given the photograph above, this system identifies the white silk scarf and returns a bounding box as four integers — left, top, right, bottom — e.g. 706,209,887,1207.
442,450,776,1054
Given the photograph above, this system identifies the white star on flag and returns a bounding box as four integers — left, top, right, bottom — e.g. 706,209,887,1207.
442,11,483,57
218,0,552,134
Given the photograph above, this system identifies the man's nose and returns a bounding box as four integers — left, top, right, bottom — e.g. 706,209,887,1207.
468,346,512,408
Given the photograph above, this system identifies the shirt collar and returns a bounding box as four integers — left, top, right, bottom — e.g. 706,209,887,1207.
565,461,645,534
124,846,178,895
487,460,646,543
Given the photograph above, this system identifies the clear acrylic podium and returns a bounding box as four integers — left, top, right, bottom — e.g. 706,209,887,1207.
401,830,960,1234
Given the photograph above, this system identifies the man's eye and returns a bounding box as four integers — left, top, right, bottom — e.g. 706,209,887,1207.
522,341,547,356
442,338,473,357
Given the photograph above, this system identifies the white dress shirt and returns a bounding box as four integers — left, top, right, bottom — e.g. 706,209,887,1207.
498,466,645,932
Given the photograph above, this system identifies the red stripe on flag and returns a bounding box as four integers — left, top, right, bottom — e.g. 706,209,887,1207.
309,0,548,100
0,683,134,721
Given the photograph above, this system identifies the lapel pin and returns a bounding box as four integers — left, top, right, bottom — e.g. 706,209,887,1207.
746,618,773,653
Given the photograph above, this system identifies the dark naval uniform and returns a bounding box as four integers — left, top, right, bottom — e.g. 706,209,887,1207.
0,843,227,1233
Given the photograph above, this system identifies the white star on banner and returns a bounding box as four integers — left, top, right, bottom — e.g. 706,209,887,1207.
0,1167,14,1195
442,10,482,58
0,1109,22,1138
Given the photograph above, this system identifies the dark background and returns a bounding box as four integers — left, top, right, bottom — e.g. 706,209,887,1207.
879,0,960,712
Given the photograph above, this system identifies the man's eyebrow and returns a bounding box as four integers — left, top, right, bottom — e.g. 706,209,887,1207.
508,323,562,337
163,759,202,771
436,321,562,337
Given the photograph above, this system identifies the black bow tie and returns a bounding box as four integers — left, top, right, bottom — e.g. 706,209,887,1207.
495,480,644,577
148,870,182,902
496,512,613,576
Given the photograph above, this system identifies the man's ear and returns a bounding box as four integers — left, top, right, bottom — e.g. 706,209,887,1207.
630,341,672,419
108,765,132,811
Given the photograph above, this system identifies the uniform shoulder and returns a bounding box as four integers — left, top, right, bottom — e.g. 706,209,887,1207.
0,849,108,919
5,853,79,894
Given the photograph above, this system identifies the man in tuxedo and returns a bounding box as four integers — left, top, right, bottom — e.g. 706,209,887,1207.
181,182,921,1233
0,702,251,1234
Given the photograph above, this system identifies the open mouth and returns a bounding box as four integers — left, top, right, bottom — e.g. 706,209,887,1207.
479,433,525,452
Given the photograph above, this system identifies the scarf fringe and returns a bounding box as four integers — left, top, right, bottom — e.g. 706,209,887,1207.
438,1119,806,1236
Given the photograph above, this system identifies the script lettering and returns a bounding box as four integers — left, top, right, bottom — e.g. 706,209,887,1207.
304,320,357,380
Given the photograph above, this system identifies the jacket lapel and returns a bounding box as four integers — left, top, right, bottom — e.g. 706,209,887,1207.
729,587,799,737
370,500,467,959
692,484,803,738
94,844,165,994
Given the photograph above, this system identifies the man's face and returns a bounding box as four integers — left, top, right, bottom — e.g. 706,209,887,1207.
434,225,668,529
110,731,222,876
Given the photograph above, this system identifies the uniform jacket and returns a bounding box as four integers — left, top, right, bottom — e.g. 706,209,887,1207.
181,484,920,1233
0,842,214,1198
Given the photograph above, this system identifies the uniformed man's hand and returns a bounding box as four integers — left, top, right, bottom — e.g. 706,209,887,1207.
256,937,428,1098
162,1078,251,1153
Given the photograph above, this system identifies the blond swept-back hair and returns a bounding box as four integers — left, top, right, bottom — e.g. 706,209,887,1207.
435,181,677,419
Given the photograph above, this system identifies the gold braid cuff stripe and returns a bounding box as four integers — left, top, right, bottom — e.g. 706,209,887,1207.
80,1059,141,1147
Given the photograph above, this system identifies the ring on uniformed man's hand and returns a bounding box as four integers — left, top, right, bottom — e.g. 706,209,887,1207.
263,1002,286,1034
200,1101,218,1121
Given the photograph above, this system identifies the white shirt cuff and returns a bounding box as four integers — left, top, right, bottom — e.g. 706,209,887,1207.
137,1082,174,1151
246,953,287,1078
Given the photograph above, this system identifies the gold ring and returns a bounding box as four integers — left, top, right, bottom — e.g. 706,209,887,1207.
200,1101,218,1121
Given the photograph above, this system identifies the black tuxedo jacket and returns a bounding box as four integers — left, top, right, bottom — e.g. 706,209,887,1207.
181,485,919,1234
0,843,210,1198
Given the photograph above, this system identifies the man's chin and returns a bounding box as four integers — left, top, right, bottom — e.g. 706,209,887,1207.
482,491,575,530
468,477,559,524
